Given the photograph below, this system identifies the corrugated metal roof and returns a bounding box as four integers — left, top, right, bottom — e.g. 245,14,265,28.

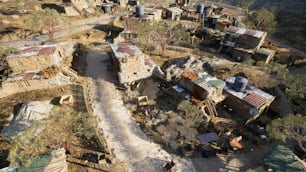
193,72,224,91
7,44,57,58
224,77,275,108
39,47,56,55
110,43,143,59
243,93,268,108
225,26,265,38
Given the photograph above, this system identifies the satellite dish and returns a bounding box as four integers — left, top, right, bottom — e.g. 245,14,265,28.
249,108,259,116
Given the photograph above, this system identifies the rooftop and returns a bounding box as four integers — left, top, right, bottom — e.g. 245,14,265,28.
166,7,183,14
7,44,57,58
182,71,226,91
110,42,143,59
225,26,265,38
255,48,276,58
224,77,274,109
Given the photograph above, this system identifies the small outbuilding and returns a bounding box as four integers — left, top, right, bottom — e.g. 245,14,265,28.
223,76,275,124
252,48,276,64
165,7,183,21
219,26,267,61
110,42,156,85
180,71,226,103
6,41,76,73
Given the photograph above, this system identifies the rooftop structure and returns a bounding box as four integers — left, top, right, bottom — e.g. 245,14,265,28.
219,26,267,61
6,41,76,73
110,42,142,58
180,71,225,103
253,48,276,64
110,43,156,85
223,76,275,124
165,7,183,21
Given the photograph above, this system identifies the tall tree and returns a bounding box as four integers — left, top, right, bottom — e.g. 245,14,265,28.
266,114,306,153
137,21,190,55
245,8,277,36
8,106,97,167
24,8,70,40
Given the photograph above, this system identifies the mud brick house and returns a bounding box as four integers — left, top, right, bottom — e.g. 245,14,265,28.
223,76,275,124
179,71,226,103
110,43,156,85
219,26,267,61
6,41,75,73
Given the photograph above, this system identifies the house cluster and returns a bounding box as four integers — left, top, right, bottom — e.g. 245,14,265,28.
109,1,277,125
109,43,275,124
63,0,129,16
0,41,80,97
219,26,275,63
177,70,274,124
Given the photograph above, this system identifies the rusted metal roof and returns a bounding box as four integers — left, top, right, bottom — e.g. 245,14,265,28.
224,77,275,108
110,43,143,58
242,93,268,108
38,47,56,55
7,44,57,58
182,71,198,80
17,47,41,55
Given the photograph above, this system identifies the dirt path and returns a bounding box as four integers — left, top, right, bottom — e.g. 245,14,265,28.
85,50,195,171
0,15,115,47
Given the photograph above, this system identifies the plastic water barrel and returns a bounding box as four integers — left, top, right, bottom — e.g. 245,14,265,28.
136,5,144,17
234,77,248,92
196,4,204,14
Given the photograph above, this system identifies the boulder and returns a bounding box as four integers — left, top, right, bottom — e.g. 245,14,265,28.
1,20,10,24
11,15,19,20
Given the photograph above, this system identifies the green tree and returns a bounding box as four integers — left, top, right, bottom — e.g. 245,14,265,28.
8,106,97,167
137,20,191,54
177,100,205,128
266,114,306,153
24,8,70,40
245,8,277,36
284,74,306,114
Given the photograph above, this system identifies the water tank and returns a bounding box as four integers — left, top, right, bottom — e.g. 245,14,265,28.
233,77,248,92
136,5,144,17
196,4,204,14
204,6,210,16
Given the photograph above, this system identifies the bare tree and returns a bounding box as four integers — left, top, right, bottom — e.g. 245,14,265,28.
24,8,70,40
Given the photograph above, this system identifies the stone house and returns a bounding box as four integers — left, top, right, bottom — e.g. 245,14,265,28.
6,41,76,73
110,42,156,85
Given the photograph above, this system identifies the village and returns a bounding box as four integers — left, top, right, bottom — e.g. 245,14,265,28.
0,0,305,171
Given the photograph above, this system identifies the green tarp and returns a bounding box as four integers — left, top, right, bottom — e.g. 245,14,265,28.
209,79,226,89
18,152,52,172
264,145,305,172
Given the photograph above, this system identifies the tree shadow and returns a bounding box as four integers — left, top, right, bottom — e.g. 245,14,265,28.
93,25,123,40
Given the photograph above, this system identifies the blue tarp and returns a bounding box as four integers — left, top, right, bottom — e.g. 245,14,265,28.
197,132,220,144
